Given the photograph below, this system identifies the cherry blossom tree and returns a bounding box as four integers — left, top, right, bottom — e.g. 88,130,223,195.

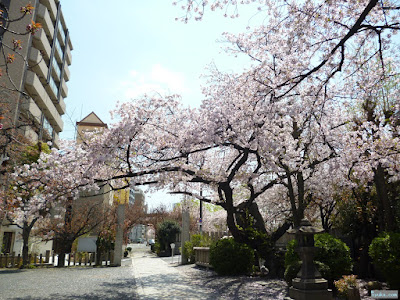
5,142,51,266
175,1,400,95
15,0,400,269
171,0,400,227
68,69,347,260
342,59,400,232
6,140,98,267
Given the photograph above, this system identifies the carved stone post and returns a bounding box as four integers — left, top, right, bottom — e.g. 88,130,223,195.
287,218,333,300
112,204,125,266
181,208,190,264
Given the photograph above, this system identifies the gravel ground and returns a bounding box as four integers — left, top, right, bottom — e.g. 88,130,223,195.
176,264,388,300
0,259,137,300
176,264,289,300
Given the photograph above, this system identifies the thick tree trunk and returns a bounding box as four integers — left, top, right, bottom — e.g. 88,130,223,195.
271,222,291,243
56,239,73,267
57,252,66,267
374,164,395,231
248,202,268,234
235,202,267,234
96,242,102,266
287,172,305,227
21,219,37,268
21,221,31,268
56,200,74,267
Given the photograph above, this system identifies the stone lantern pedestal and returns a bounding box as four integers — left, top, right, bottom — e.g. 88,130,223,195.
287,218,333,300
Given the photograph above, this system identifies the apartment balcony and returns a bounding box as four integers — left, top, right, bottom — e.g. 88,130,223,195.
32,29,52,61
63,63,70,82
24,70,63,132
57,28,65,48
51,65,60,83
44,76,58,102
28,48,48,81
56,96,66,116
56,16,67,48
53,131,60,149
65,44,72,66
40,0,57,21
36,3,54,39
60,79,68,98
68,33,74,52
21,98,42,124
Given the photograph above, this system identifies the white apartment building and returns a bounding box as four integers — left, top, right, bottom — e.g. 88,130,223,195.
0,0,72,255
0,0,72,148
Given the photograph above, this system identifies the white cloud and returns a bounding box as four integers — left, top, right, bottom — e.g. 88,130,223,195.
151,64,185,92
121,64,187,99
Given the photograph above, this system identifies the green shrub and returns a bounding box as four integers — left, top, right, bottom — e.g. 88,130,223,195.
153,241,161,255
284,239,300,267
369,232,400,289
314,261,331,281
314,233,352,280
210,238,254,275
284,233,352,285
284,260,301,284
183,234,212,263
183,241,194,262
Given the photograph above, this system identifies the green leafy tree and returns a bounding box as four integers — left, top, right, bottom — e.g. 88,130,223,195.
156,220,181,253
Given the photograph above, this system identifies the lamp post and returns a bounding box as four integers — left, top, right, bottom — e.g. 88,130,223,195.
287,218,333,300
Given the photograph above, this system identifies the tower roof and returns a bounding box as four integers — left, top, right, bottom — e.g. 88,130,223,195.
76,112,107,128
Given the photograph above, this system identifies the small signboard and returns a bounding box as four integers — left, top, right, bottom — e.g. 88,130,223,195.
77,237,97,252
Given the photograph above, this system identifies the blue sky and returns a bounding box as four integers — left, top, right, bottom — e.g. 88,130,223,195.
60,1,260,209
60,0,260,139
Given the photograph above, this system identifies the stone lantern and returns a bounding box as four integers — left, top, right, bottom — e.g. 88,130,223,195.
287,218,333,300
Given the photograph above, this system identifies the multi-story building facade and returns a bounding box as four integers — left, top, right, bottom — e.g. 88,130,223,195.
129,188,145,207
0,0,72,148
128,187,149,243
0,0,72,255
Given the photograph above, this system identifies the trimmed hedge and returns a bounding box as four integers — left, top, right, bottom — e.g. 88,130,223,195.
210,238,254,275
284,233,352,285
369,232,400,289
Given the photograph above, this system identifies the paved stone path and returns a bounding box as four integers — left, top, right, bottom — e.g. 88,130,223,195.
0,258,137,300
131,246,289,300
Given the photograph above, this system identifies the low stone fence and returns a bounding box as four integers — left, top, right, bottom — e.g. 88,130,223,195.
0,251,113,268
194,247,211,268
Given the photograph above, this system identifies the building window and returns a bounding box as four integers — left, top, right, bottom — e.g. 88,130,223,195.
52,56,61,78
49,76,58,97
58,20,66,42
1,232,13,254
43,117,53,138
55,36,63,57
